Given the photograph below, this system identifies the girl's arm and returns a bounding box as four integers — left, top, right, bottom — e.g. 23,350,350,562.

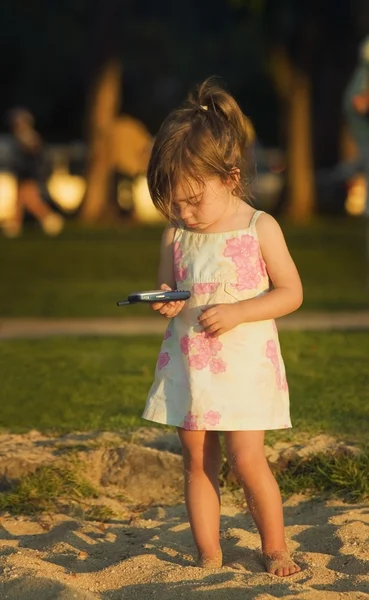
151,226,186,318
237,213,303,322
199,213,302,336
156,225,176,289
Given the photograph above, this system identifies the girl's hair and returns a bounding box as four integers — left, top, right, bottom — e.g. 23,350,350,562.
147,78,255,222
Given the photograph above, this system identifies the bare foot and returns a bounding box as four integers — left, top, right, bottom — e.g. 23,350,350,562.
263,551,301,577
198,548,223,569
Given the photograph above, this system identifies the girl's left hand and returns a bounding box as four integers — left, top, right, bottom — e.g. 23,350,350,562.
198,303,242,337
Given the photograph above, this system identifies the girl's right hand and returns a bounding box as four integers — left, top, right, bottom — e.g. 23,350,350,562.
151,283,186,318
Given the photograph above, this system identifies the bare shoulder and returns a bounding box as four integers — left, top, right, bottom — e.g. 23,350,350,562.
255,213,292,262
256,211,282,231
161,224,176,246
256,212,286,242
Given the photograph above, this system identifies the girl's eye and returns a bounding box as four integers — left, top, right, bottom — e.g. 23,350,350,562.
187,196,201,206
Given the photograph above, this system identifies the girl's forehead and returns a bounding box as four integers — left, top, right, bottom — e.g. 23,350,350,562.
173,179,204,202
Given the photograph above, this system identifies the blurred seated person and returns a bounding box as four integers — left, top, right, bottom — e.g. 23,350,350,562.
3,107,64,237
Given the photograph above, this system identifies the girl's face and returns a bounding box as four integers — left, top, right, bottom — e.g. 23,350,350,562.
173,177,237,231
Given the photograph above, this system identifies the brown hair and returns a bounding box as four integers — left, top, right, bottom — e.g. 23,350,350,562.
147,77,255,222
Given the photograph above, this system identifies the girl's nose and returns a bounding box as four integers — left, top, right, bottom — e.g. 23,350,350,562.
180,205,192,220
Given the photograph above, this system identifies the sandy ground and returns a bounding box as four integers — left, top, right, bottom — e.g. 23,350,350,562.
0,430,368,599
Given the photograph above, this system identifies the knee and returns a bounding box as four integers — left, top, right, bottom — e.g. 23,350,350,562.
227,448,266,479
182,446,221,476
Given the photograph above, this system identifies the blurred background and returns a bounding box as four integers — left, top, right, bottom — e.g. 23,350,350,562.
1,0,369,321
1,0,369,232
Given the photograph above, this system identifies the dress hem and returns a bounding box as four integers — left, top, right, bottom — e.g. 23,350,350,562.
142,415,292,431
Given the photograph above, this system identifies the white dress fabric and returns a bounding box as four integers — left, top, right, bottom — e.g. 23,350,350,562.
142,210,291,431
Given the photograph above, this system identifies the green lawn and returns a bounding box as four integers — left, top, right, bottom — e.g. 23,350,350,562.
1,217,368,317
1,331,368,443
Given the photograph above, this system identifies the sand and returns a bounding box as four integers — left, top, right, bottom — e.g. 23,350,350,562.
0,430,368,600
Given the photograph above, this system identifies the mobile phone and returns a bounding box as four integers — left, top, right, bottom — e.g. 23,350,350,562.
117,289,191,306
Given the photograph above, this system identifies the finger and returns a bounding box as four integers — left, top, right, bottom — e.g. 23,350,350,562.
159,305,171,315
198,309,217,323
172,302,185,316
160,283,172,291
208,328,223,337
151,302,165,311
200,315,219,329
169,300,185,315
203,323,221,334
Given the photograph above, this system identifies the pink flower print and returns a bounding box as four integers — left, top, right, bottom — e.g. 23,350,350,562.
182,331,226,373
209,358,227,374
173,241,188,282
235,263,261,290
180,334,192,355
183,411,198,430
176,266,188,282
193,282,220,295
163,328,172,340
191,332,222,357
189,353,210,370
266,339,278,366
224,234,259,267
157,351,170,370
280,376,288,392
203,410,221,426
173,241,183,263
258,256,268,278
266,340,287,391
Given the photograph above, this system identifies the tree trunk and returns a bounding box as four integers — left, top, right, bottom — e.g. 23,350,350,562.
81,59,122,223
269,47,315,220
286,68,315,222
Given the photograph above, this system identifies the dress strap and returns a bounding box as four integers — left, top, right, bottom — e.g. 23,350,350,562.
249,210,264,228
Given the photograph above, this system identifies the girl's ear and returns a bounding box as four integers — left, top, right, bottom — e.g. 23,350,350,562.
224,167,240,189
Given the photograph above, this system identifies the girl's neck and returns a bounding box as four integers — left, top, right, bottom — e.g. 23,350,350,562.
197,198,254,234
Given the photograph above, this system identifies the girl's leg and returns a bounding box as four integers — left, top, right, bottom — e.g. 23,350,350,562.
224,430,300,577
177,428,222,567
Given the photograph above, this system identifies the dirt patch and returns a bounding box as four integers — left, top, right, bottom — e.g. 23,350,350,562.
0,430,368,599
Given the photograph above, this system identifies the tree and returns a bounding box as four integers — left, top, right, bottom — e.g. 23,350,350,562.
231,0,361,221
80,0,123,223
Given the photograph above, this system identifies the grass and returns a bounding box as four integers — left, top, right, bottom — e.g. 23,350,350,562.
275,448,369,502
0,329,368,510
1,446,367,516
1,217,368,317
220,447,369,502
0,331,368,442
0,461,99,515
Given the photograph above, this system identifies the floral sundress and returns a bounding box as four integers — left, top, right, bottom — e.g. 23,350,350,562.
142,210,291,431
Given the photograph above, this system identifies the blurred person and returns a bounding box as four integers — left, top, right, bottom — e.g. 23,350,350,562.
342,34,369,215
2,108,64,237
142,79,303,576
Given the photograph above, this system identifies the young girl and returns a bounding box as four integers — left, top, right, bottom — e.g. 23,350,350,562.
142,79,303,577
